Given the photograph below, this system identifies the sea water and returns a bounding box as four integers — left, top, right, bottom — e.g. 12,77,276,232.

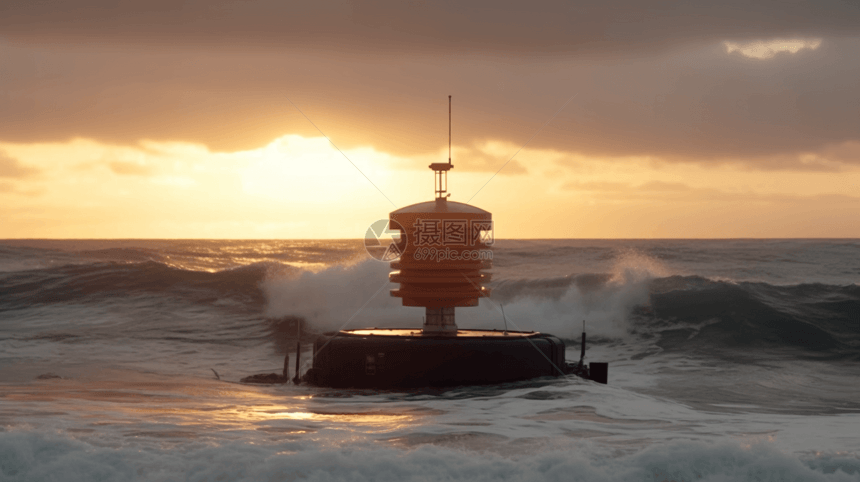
1,239,859,481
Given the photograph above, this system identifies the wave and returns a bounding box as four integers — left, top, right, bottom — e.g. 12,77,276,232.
488,273,860,358
647,276,860,359
263,260,860,359
0,240,366,274
0,260,286,311
3,258,858,359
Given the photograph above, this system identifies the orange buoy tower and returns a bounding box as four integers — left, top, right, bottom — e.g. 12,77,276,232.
389,97,493,333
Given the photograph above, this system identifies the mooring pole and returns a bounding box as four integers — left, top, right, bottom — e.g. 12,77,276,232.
501,304,508,334
580,320,586,364
293,321,302,384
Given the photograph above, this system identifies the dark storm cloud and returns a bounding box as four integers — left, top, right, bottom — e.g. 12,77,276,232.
543,38,860,167
2,0,859,53
1,0,859,171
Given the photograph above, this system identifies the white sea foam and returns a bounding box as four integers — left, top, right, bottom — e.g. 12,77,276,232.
263,260,411,332
262,251,666,339
2,431,858,482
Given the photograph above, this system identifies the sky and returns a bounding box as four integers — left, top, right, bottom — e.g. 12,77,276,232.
1,0,859,239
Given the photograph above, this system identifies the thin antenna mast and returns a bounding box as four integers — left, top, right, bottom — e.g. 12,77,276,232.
448,95,452,165
431,96,454,199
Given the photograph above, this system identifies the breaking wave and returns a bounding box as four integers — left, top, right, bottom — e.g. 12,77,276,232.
2,255,858,359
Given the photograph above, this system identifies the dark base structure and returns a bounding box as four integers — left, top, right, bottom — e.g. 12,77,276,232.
302,328,607,388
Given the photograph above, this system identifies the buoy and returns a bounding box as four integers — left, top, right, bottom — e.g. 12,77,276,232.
304,329,566,388
301,96,608,388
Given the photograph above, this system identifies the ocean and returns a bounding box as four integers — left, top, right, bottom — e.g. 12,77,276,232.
1,238,859,481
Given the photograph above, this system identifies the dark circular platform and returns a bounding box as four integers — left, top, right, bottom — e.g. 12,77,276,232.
304,328,567,388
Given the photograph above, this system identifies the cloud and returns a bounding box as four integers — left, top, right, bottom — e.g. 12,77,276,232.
1,3,859,172
814,140,860,165
4,38,858,169
637,181,692,192
0,180,44,197
724,38,823,59
562,178,860,205
401,142,528,174
563,181,630,192
2,1,859,55
563,180,692,194
0,150,39,178
108,161,154,176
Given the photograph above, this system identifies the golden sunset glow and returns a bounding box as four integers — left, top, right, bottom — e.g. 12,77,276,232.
2,3,859,239
3,133,860,238
2,373,417,435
